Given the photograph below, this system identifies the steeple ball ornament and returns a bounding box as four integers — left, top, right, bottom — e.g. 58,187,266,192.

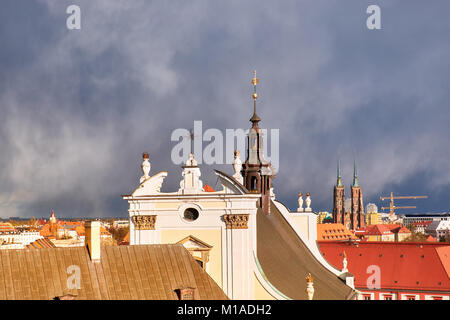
140,152,151,183
305,193,312,212
305,273,315,300
250,70,261,126
251,70,259,86
232,150,243,184
297,193,304,212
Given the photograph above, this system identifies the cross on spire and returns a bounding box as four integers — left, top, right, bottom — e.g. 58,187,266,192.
186,129,197,156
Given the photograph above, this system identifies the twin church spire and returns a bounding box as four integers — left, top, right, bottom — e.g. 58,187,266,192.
336,160,359,188
333,159,365,230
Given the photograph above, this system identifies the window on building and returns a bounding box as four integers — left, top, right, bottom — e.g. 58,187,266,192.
384,295,393,300
251,176,258,190
432,296,443,300
184,208,199,221
363,294,371,300
406,295,416,300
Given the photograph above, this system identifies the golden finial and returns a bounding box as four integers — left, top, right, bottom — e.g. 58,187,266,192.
306,273,314,283
252,70,258,100
252,70,258,86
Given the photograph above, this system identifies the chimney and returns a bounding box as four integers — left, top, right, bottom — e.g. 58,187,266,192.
85,221,101,262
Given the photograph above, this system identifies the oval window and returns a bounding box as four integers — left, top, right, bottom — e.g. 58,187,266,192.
184,208,199,221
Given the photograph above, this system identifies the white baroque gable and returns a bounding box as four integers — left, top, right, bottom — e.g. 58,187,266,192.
214,170,248,195
132,171,168,196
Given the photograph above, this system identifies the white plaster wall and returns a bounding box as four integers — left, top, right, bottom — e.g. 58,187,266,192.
125,193,259,300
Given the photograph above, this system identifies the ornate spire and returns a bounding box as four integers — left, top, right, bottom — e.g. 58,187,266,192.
337,160,343,187
250,70,261,127
353,160,359,187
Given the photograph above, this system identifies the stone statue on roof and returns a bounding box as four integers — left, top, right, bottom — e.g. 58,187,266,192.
140,152,151,183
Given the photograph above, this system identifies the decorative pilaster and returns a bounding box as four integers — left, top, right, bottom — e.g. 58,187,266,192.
223,214,249,229
132,215,157,230
223,212,253,299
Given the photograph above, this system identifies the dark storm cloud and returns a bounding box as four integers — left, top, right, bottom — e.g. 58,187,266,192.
0,0,449,218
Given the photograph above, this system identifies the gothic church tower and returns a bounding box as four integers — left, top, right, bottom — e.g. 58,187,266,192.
332,160,365,230
332,161,345,224
350,161,365,229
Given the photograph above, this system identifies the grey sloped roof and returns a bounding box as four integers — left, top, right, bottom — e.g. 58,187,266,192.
256,201,356,300
0,244,228,300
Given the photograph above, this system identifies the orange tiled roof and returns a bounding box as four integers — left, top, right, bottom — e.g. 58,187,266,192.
319,241,450,292
355,224,411,236
0,223,15,233
61,221,83,228
317,223,358,241
100,226,111,236
123,231,129,242
75,226,85,236
26,238,56,249
39,224,52,237
203,184,215,192
436,246,450,278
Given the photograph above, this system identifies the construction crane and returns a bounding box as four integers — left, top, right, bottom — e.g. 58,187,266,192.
380,192,428,219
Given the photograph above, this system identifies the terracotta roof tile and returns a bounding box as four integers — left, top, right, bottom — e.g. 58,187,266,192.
203,184,215,192
26,238,56,249
317,223,357,241
318,241,450,291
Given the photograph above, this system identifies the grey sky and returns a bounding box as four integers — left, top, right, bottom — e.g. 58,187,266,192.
0,0,449,218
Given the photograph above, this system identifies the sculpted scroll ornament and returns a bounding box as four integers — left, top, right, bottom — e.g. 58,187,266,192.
132,215,157,230
223,214,249,229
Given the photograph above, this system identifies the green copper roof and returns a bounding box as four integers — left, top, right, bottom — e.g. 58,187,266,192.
336,160,343,187
352,160,359,187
